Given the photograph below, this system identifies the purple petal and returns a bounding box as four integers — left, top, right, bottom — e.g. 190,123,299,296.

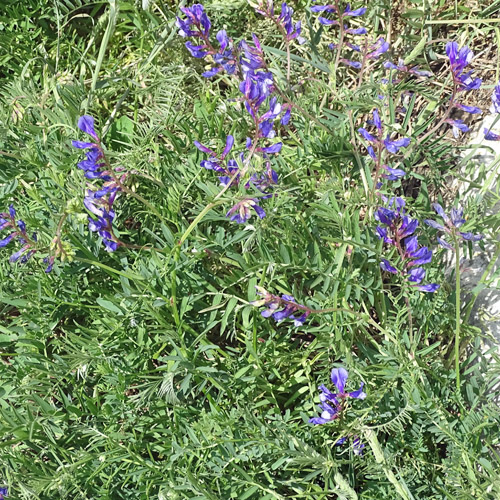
222,135,234,158
432,203,449,222
193,141,214,155
77,115,99,140
259,143,282,154
416,283,440,292
380,259,397,274
408,267,426,284
424,219,445,231
358,128,376,142
281,108,291,126
348,382,366,399
330,367,348,394
455,103,482,114
309,417,329,425
437,237,454,250
484,128,500,141
202,67,221,78
72,140,95,149
460,232,483,241
0,233,15,247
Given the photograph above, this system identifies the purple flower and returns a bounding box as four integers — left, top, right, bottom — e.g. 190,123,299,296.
253,286,311,326
0,206,39,267
455,103,481,114
353,435,365,456
309,367,366,425
380,258,397,273
309,401,339,425
444,119,469,138
358,127,376,142
344,4,367,16
44,256,55,273
257,2,305,44
185,41,208,58
77,115,99,140
425,203,483,248
226,199,265,224
0,486,7,499
384,59,432,77
382,166,406,180
247,162,278,197
383,136,411,154
341,59,362,69
376,197,440,292
446,41,482,92
367,38,389,59
177,4,211,37
358,111,410,171
484,128,500,141
490,82,500,113
177,5,238,78
0,233,15,247
74,115,125,253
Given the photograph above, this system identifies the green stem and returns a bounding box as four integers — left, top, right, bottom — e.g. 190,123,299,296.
454,236,461,391
171,244,181,328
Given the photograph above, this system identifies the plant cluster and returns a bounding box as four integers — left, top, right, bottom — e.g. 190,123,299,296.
0,0,499,498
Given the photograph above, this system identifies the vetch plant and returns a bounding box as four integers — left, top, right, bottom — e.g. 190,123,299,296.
425,203,483,390
357,109,410,187
309,367,366,425
309,367,367,454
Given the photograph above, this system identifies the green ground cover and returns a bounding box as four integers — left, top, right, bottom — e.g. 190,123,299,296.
0,0,499,498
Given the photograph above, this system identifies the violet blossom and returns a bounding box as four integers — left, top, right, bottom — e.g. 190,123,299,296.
309,367,366,425
0,205,37,266
252,286,311,326
256,1,305,44
358,109,410,182
177,4,237,78
376,197,440,292
73,115,125,252
484,82,500,141
425,203,483,249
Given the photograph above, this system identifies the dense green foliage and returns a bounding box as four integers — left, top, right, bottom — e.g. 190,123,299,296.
0,0,499,498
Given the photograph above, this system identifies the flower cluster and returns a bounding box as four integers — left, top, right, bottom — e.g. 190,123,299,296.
0,487,7,500
484,82,500,141
444,42,482,137
358,109,410,183
340,37,389,69
0,205,37,265
376,197,439,293
309,367,366,454
180,5,289,224
72,116,126,252
383,59,432,79
252,286,311,326
425,204,482,249
256,1,305,44
311,2,367,28
176,4,237,78
336,435,365,456
446,41,482,93
309,367,366,425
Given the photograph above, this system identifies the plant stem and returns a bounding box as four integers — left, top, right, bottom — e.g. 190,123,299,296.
412,84,457,148
333,2,345,79
356,39,369,89
454,235,461,391
394,233,414,343
286,40,291,83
